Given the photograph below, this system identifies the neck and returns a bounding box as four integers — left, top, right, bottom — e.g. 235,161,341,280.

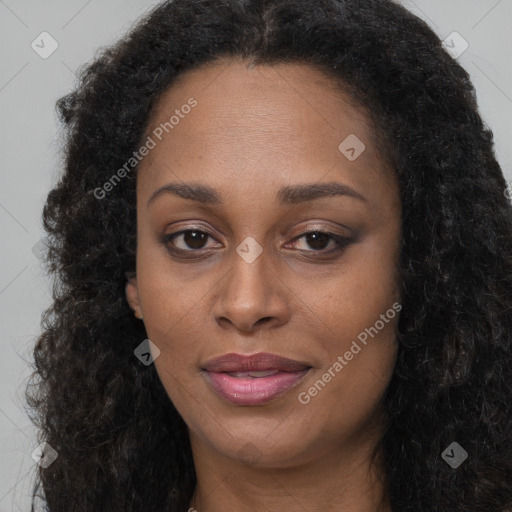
187,431,391,512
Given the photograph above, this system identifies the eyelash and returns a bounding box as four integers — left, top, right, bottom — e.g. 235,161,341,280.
160,227,351,258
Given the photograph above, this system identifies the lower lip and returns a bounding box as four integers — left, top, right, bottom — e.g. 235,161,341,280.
203,369,311,405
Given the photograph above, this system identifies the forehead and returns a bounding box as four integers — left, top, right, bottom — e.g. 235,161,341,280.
146,58,372,144
137,58,395,206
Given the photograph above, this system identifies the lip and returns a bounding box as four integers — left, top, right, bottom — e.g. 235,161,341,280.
202,352,311,373
201,352,312,405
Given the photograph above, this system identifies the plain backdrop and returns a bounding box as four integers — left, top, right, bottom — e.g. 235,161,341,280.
0,1,511,510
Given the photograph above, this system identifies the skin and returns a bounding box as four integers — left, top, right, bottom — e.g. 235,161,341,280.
126,57,402,512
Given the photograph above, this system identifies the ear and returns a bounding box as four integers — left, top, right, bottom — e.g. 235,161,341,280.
125,273,143,319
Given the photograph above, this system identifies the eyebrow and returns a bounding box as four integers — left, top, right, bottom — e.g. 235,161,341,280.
146,181,366,207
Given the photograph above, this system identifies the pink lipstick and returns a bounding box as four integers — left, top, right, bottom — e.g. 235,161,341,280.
201,352,311,405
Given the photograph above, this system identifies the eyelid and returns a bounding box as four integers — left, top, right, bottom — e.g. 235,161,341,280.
287,223,351,239
163,222,349,243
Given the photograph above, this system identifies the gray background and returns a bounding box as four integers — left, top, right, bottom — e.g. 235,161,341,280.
0,1,510,510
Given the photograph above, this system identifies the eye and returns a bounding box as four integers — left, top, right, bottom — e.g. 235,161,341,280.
287,230,350,253
161,228,351,258
162,229,219,252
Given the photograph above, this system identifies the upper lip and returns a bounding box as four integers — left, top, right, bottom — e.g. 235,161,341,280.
202,352,311,373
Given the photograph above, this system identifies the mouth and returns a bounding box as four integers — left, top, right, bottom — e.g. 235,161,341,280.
201,352,312,405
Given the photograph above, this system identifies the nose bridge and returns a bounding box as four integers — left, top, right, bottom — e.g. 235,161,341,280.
227,237,271,305
213,236,288,331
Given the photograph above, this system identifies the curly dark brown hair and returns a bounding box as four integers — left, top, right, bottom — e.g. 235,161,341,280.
27,0,512,510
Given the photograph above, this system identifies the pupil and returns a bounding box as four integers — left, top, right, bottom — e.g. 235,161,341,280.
306,232,329,250
184,231,207,249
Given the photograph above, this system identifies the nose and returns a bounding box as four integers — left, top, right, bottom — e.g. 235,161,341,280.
211,247,290,334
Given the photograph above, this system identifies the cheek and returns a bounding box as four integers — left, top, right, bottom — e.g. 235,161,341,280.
298,233,400,407
138,277,209,374
135,234,211,343
316,234,400,336
295,290,398,447
133,268,207,409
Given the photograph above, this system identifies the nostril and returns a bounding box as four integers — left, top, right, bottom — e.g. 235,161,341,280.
256,317,272,326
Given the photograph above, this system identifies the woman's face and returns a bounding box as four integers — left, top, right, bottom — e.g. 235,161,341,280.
126,58,402,467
